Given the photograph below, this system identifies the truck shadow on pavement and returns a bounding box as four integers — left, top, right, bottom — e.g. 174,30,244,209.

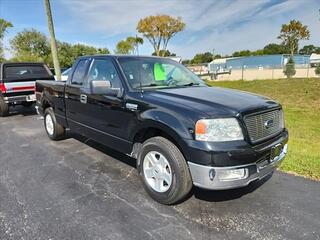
8,105,37,117
192,174,272,202
70,132,272,204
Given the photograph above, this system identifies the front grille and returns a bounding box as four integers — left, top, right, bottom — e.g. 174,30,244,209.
244,109,284,143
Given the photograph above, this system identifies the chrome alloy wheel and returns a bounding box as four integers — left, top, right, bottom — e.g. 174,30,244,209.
143,151,173,193
45,114,54,136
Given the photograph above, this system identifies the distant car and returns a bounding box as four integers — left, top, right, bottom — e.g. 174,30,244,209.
0,62,54,116
53,68,71,81
61,68,71,81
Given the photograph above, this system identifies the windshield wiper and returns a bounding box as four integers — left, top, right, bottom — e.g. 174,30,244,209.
179,82,200,87
135,83,158,89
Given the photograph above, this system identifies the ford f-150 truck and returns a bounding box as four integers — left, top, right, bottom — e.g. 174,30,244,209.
0,62,54,116
36,55,288,204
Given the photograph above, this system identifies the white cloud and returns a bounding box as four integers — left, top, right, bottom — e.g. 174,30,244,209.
4,0,319,59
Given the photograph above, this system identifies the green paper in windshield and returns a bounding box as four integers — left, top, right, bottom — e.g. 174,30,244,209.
154,63,166,81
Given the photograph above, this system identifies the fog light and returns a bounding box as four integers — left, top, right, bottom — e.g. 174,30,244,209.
218,168,248,181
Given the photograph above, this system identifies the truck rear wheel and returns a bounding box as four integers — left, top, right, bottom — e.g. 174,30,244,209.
138,136,193,205
44,107,65,140
0,97,9,117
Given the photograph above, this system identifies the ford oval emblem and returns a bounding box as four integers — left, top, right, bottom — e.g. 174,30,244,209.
264,119,274,129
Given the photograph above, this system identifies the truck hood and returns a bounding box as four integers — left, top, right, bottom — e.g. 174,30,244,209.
148,86,280,117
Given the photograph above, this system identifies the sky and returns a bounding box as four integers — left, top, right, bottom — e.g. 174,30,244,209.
1,0,319,59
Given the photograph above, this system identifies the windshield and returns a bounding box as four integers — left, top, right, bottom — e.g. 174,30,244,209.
117,57,206,89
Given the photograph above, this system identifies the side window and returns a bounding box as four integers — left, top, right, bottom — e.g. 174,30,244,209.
87,59,121,89
71,60,88,85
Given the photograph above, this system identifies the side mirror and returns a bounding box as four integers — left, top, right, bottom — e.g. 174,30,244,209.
90,80,121,97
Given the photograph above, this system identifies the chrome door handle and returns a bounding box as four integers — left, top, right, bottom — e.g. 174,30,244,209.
80,94,87,104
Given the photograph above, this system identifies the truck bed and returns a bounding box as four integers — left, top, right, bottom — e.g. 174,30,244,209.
36,80,66,120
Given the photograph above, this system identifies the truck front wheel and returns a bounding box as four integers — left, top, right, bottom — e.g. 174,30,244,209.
138,136,193,205
0,97,9,117
44,107,65,140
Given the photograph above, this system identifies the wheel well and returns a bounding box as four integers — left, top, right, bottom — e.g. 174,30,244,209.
42,99,51,111
132,127,185,163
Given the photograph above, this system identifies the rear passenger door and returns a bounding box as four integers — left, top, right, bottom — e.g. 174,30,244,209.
65,58,90,131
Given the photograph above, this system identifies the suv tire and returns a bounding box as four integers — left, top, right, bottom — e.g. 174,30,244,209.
0,97,9,117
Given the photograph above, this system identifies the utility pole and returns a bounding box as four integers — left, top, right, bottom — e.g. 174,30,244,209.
44,0,61,80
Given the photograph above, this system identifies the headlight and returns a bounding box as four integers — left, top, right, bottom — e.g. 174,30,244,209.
195,118,244,142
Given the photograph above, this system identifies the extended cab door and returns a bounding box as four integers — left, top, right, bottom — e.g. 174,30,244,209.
75,57,133,153
65,58,91,132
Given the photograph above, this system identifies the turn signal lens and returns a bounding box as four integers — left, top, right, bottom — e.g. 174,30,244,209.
195,121,206,135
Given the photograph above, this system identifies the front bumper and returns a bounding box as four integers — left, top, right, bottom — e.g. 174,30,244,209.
188,141,288,190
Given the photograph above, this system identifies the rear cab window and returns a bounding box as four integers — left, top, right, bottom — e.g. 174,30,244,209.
3,64,53,82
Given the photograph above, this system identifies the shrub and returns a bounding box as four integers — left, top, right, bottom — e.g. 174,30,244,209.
283,57,296,78
315,64,320,75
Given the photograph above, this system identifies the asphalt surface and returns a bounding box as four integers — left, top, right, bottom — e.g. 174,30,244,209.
0,107,319,240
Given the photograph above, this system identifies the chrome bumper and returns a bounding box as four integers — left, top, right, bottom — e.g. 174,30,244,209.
188,144,288,190
3,94,36,104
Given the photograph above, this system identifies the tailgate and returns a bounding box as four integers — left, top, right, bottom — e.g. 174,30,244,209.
3,81,36,93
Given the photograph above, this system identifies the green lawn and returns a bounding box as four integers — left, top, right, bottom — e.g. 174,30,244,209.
206,78,320,180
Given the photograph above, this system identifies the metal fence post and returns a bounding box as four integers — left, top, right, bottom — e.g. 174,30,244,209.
241,64,244,80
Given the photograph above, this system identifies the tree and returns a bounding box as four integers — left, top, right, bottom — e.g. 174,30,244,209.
137,15,185,56
191,52,213,64
115,39,134,54
127,36,144,55
232,50,251,57
115,36,143,55
182,59,191,65
10,29,109,68
263,43,289,54
0,18,13,39
0,18,13,60
278,20,310,56
152,49,176,57
10,28,50,62
283,57,296,78
299,45,320,55
315,64,320,75
49,42,109,68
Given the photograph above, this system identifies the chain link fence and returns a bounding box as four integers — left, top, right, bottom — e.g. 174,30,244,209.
187,63,319,81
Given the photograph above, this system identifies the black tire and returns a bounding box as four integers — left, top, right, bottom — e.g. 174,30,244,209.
44,107,65,140
0,97,9,117
138,136,193,205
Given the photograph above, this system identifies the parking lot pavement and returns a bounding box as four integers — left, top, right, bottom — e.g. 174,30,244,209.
0,108,319,240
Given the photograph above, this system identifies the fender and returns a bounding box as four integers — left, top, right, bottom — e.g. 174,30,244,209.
129,109,195,160
132,109,194,140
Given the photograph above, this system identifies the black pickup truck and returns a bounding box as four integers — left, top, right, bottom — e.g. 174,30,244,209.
36,55,288,204
0,62,54,116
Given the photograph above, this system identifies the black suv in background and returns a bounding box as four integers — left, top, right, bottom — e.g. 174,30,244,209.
0,62,54,116
36,55,288,204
